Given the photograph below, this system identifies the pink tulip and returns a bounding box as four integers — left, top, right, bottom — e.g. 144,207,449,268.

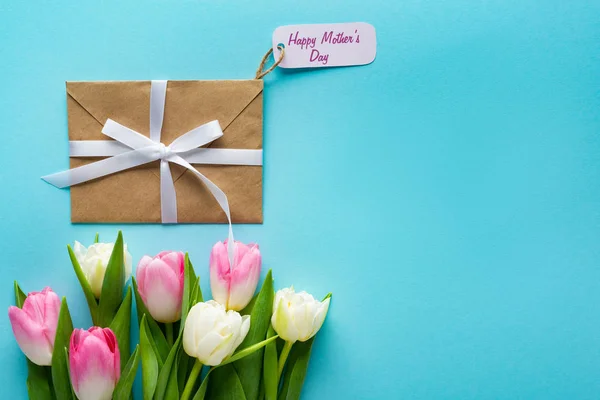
8,287,61,366
210,240,261,311
137,251,185,323
69,327,120,400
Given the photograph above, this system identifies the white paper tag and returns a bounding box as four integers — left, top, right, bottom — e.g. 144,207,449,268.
272,22,376,69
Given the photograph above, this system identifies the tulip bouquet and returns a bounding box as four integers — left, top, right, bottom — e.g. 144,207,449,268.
9,232,331,400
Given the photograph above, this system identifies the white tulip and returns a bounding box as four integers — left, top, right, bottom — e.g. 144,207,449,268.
73,241,133,298
271,287,330,343
183,300,250,366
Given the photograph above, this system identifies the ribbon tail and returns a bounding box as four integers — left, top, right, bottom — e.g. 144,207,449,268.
42,149,158,188
160,160,178,223
170,155,235,263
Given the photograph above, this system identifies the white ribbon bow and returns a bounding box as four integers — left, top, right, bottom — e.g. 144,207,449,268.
43,80,262,262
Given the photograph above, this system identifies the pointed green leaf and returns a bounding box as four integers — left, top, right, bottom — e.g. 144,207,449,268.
277,338,314,400
64,347,76,398
113,345,140,400
109,286,132,370
67,244,98,324
154,335,182,400
26,364,53,400
194,277,204,304
263,326,278,400
220,335,278,367
98,231,125,326
165,353,180,400
180,253,198,335
132,278,170,363
207,364,247,400
235,270,274,400
192,368,214,400
14,281,26,308
178,346,192,390
140,315,160,400
51,298,74,400
94,233,99,243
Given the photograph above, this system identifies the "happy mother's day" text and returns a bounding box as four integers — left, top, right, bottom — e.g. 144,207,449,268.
287,29,361,65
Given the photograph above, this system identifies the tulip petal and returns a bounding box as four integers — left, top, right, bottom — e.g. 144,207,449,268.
142,259,182,323
123,245,133,281
307,298,330,341
136,256,152,304
210,243,231,306
8,306,53,366
231,241,252,268
42,289,61,347
137,255,153,276
158,251,185,277
73,241,87,261
70,333,119,400
272,297,299,343
182,301,249,366
236,315,251,349
74,374,116,400
202,332,234,366
183,302,218,357
227,248,261,311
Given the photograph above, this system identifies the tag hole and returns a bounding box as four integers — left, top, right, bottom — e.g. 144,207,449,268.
277,43,285,50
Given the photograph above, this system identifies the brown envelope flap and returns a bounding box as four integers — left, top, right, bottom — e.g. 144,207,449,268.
66,80,264,146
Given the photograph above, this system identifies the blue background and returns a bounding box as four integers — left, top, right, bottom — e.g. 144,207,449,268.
1,0,600,398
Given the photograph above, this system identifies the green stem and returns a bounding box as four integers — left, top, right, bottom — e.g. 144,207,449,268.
166,323,174,347
181,359,203,400
277,341,294,382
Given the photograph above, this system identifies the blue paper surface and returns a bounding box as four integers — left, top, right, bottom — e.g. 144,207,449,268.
1,0,600,398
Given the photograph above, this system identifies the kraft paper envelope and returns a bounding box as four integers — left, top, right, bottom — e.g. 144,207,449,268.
66,80,263,223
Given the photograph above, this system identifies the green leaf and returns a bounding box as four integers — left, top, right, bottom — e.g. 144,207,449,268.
235,270,275,400
29,367,54,400
154,335,182,400
180,253,198,335
94,233,99,243
67,244,98,324
64,347,76,398
178,349,192,391
26,364,53,400
207,364,247,400
113,345,140,400
220,336,278,367
165,354,180,400
191,368,213,400
14,281,26,307
51,298,74,400
109,285,132,370
194,277,204,304
97,231,125,326
277,338,314,400
140,315,160,400
132,278,170,363
263,326,278,400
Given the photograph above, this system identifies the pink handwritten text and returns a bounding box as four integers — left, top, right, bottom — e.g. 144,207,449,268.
285,29,362,66
288,31,316,50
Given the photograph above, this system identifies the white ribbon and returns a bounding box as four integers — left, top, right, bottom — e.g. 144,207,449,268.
43,80,262,263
